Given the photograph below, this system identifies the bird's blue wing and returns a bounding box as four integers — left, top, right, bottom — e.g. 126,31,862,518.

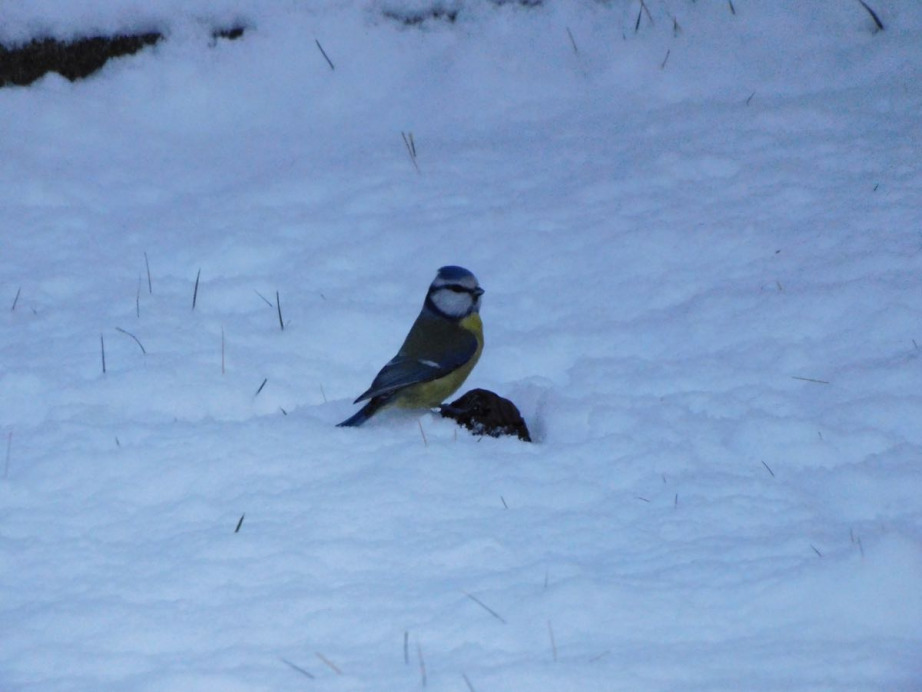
353,333,477,403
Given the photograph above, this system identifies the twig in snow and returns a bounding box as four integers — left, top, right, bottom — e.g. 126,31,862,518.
635,496,650,503
404,631,409,665
857,0,884,31
792,376,830,385
280,658,315,679
642,0,653,22
463,591,506,624
235,514,245,533
674,492,678,508
276,291,285,331
4,431,11,479
566,26,578,54
320,384,327,403
761,460,775,478
11,286,21,311
255,378,268,397
673,16,681,36
254,289,274,307
634,0,654,33
316,652,343,675
462,673,477,692
544,568,549,590
501,495,508,509
660,49,670,69
418,420,428,447
417,642,427,687
144,252,152,293
728,0,736,15
548,620,558,662
850,528,865,558
100,333,107,374
811,544,823,558
115,327,147,354
315,39,335,70
634,5,643,32
192,268,201,310
402,132,420,173
136,276,141,318
406,131,417,158
745,91,756,106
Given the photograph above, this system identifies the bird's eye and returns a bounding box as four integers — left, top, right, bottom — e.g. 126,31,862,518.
448,285,468,293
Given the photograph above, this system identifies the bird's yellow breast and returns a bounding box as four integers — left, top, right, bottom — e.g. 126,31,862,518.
394,313,483,409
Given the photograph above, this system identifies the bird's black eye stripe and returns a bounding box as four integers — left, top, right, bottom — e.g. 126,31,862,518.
432,283,472,294
430,283,483,297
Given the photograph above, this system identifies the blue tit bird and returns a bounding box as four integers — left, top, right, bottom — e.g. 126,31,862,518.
337,266,485,427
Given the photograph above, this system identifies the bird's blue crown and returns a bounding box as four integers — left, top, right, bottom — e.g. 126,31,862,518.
436,265,474,281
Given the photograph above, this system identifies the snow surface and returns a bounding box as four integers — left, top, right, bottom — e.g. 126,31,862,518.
2,1,922,690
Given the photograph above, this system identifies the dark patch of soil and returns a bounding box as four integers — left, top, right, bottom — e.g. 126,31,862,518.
441,388,532,442
0,32,163,87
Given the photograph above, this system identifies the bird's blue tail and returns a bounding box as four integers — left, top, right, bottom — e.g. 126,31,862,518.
337,397,387,427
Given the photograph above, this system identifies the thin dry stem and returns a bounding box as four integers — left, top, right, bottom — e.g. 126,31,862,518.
276,291,285,331
316,652,342,675
115,327,146,354
315,39,335,69
857,0,884,31
463,591,506,624
192,268,201,310
566,27,578,54
402,132,420,173
280,658,315,679
144,252,152,293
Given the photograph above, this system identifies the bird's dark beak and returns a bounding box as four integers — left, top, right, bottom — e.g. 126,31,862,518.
473,287,485,297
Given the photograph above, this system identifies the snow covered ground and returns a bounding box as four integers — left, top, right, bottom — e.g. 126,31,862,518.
2,1,921,690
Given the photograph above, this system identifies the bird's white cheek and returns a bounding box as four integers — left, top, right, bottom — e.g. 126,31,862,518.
431,290,472,317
